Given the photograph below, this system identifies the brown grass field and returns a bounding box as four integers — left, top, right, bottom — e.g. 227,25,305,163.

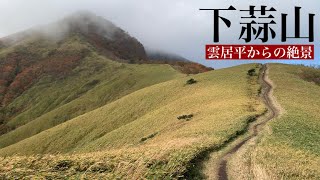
0,64,264,179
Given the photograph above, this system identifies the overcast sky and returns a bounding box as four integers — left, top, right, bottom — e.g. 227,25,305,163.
0,0,319,69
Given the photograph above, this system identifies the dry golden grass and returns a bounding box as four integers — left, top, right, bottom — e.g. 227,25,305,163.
0,64,264,178
254,64,320,179
0,52,182,149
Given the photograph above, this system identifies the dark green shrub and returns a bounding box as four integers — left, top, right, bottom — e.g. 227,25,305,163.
257,86,262,94
177,114,193,121
54,160,73,171
140,132,158,142
186,78,197,85
247,116,257,123
247,69,256,76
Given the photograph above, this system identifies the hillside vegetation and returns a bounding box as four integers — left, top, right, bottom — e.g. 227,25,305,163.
0,33,183,147
254,64,320,179
0,64,264,179
0,12,211,141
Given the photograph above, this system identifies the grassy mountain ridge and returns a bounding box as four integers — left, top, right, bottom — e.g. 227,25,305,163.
0,12,211,137
0,64,264,179
0,64,263,155
0,50,182,149
0,11,318,179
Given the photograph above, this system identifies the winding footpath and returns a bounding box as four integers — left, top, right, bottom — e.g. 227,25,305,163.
217,64,280,180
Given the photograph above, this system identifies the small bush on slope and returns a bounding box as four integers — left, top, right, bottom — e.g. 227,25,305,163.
186,78,197,85
177,114,193,121
140,132,158,142
247,68,256,76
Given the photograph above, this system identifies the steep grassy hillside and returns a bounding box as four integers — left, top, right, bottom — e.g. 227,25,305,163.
0,51,182,149
254,64,320,179
0,64,264,179
0,12,212,138
0,12,152,133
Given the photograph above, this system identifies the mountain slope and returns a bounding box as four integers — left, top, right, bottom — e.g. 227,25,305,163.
0,11,318,179
0,12,150,134
1,12,199,138
0,64,264,179
0,12,148,112
0,11,225,179
254,64,320,179
0,51,182,149
1,11,147,62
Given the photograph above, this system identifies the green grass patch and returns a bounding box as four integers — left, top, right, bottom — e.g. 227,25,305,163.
255,64,320,179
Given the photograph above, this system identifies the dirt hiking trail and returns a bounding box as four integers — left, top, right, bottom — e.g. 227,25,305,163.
216,64,281,180
194,64,282,180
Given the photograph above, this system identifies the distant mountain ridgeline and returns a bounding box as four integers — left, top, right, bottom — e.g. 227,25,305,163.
145,48,213,74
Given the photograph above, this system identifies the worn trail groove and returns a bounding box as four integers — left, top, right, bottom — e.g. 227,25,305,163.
217,64,280,180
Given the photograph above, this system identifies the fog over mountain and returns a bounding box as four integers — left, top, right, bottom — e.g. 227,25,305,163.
2,11,118,44
0,0,319,68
